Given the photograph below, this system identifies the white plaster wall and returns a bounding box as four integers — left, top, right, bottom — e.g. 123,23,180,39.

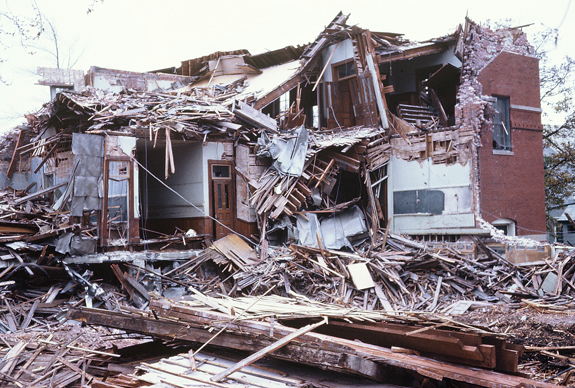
391,156,471,191
389,156,475,231
145,142,205,219
394,213,476,232
145,79,180,91
388,48,461,94
320,39,355,82
93,75,178,92
92,75,124,93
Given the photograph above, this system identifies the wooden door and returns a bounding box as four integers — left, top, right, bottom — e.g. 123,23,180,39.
209,161,235,240
337,79,356,127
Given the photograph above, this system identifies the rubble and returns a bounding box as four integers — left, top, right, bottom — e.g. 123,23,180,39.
0,11,560,388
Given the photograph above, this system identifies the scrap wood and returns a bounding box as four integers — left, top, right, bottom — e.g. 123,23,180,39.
210,317,328,382
210,233,259,270
69,301,556,388
12,182,67,206
6,129,26,180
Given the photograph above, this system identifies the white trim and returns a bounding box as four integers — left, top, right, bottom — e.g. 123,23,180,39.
493,149,514,155
510,104,542,113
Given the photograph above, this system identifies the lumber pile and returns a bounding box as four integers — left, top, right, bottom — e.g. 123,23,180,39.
0,227,574,385
249,125,389,220
67,295,556,388
25,86,244,142
0,333,120,387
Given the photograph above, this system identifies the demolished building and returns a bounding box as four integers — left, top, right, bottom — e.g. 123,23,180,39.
0,13,546,256
0,13,566,388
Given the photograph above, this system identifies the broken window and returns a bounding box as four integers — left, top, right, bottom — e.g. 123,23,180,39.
493,218,516,236
492,96,511,151
335,61,356,80
212,165,230,178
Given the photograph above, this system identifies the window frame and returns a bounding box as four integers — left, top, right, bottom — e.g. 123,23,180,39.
332,59,356,82
492,96,512,151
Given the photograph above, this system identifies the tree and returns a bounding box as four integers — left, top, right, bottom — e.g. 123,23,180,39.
535,29,575,210
30,16,86,69
0,0,101,83
0,0,43,83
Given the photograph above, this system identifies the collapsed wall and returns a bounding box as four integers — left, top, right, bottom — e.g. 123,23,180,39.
455,20,538,231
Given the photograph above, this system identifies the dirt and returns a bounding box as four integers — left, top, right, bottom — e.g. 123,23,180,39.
457,304,575,347
456,304,575,384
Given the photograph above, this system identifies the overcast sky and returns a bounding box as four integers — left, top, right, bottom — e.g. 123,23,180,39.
0,0,573,131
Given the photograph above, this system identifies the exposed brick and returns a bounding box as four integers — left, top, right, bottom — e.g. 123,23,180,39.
477,53,546,236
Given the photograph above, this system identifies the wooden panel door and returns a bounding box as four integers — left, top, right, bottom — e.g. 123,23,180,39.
209,161,235,240
337,79,356,127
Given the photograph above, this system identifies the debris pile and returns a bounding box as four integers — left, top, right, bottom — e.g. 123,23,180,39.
145,232,571,318
26,85,247,142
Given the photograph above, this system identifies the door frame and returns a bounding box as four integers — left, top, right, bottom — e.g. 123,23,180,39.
100,156,137,246
207,159,236,239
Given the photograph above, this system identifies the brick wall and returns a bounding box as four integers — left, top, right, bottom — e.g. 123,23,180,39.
37,67,85,90
477,52,547,236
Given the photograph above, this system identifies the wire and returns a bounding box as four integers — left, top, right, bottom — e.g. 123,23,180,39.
555,0,572,32
105,134,256,246
480,209,547,234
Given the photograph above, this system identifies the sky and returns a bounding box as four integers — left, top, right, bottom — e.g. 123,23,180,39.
0,0,573,131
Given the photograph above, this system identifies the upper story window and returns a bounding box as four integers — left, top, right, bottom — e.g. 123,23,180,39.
335,61,356,81
492,96,511,151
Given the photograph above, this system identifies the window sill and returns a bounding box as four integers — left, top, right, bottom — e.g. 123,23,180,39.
493,149,514,156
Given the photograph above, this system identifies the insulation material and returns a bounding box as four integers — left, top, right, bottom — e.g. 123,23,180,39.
321,205,368,249
70,133,104,217
297,205,368,249
257,125,308,176
296,213,322,248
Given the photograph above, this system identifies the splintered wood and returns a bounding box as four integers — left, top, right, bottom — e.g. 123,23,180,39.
67,295,557,388
0,335,119,387
249,126,389,220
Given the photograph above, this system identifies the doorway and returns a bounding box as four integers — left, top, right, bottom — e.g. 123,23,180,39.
100,158,136,246
208,160,236,240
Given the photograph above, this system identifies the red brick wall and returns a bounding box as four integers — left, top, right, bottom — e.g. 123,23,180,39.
477,52,547,236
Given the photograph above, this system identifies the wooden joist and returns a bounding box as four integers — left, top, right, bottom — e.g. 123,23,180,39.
6,130,26,180
68,302,557,388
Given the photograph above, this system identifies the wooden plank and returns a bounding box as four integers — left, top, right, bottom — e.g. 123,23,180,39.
430,89,448,126
32,142,58,174
364,30,389,129
69,304,555,388
7,248,34,276
211,234,259,269
0,222,38,235
303,319,498,370
67,307,392,382
20,299,39,329
124,271,151,301
314,159,335,189
211,318,327,382
6,130,26,180
13,182,67,205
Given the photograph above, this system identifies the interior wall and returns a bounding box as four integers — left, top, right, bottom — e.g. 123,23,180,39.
139,142,205,220
320,39,354,82
387,49,461,95
389,156,475,233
